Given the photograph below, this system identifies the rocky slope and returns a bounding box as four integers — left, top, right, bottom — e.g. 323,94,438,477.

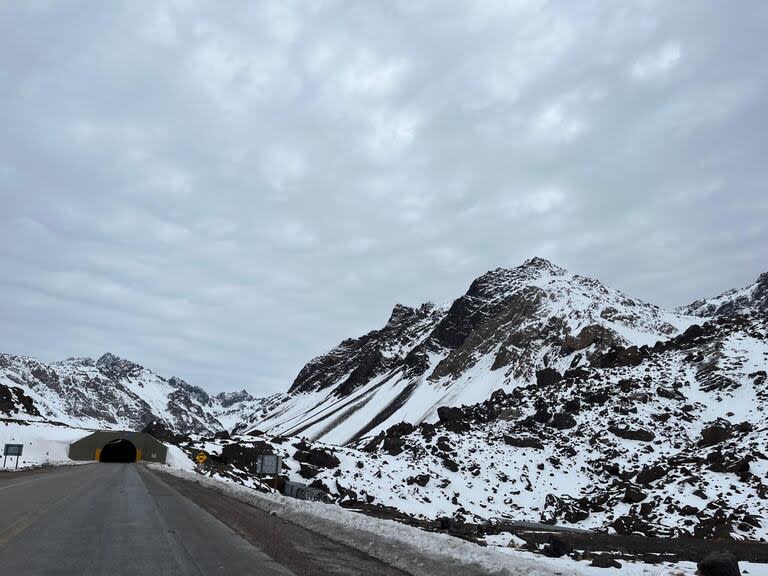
0,352,263,434
240,258,695,444
190,263,768,544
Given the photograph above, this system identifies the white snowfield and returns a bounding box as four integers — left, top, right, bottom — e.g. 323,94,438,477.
147,463,586,576
0,421,91,469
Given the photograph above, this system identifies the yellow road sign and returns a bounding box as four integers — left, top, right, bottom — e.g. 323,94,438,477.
195,451,208,464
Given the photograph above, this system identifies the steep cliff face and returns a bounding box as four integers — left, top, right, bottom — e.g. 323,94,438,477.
241,258,695,444
0,352,262,434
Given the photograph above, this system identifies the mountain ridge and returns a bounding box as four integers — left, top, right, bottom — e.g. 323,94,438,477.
240,257,705,444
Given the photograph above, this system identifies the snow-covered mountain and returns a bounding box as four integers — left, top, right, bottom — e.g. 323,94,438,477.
205,259,767,543
239,257,696,444
680,271,768,318
0,352,264,434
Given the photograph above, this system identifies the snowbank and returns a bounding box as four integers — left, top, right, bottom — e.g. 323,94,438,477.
148,462,583,576
0,421,90,470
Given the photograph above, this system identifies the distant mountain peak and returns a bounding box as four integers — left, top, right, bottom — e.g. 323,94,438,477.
520,256,565,273
680,269,768,317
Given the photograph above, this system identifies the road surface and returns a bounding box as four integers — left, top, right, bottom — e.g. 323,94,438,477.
0,464,407,576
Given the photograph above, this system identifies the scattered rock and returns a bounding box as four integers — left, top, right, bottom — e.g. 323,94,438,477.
406,474,431,487
697,551,741,576
590,554,622,569
608,425,655,442
542,535,572,558
701,419,733,447
536,368,563,386
294,448,340,469
551,412,577,430
503,435,544,450
623,486,647,503
437,406,464,423
635,465,666,485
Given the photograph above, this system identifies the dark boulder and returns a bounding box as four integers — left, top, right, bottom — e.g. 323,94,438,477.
563,324,617,353
533,408,551,423
406,474,431,487
694,510,734,539
442,458,459,472
362,434,383,453
503,435,544,450
697,551,741,576
542,535,572,558
386,421,415,438
213,430,232,440
437,406,464,423
682,323,706,340
635,465,666,485
590,555,622,569
382,437,406,456
608,425,655,442
700,419,733,447
563,398,581,414
552,412,577,430
294,448,340,469
298,463,320,479
623,486,647,503
536,368,563,386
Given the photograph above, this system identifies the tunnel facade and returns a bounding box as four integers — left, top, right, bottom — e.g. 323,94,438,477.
68,431,167,464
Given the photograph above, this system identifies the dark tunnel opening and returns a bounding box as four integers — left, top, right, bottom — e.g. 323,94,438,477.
99,439,137,463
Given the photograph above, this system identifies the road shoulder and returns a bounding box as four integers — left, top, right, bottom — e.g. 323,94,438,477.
147,466,411,576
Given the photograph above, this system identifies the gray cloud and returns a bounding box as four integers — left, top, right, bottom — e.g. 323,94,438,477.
2,1,767,393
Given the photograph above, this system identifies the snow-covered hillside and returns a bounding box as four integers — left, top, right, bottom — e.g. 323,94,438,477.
240,258,698,444
167,291,768,545
0,352,264,434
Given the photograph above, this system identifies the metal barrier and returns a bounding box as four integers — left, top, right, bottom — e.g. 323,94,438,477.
283,480,329,502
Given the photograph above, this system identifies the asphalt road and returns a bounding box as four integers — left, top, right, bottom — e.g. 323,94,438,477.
0,463,295,575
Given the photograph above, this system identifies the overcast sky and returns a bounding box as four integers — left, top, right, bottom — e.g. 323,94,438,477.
1,1,766,395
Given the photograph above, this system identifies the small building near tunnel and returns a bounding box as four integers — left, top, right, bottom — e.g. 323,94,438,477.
68,431,168,464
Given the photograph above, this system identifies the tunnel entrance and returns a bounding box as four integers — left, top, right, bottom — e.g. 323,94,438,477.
99,439,137,463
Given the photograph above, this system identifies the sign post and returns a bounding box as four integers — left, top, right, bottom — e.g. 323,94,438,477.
3,444,24,469
194,450,208,473
255,454,282,491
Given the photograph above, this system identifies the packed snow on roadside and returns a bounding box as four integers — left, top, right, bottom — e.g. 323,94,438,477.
148,462,586,576
0,421,91,470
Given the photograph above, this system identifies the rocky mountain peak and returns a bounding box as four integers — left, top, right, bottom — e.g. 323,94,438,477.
214,390,256,408
385,302,438,328
168,376,210,405
466,258,568,301
251,258,693,444
521,256,565,273
95,353,144,379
